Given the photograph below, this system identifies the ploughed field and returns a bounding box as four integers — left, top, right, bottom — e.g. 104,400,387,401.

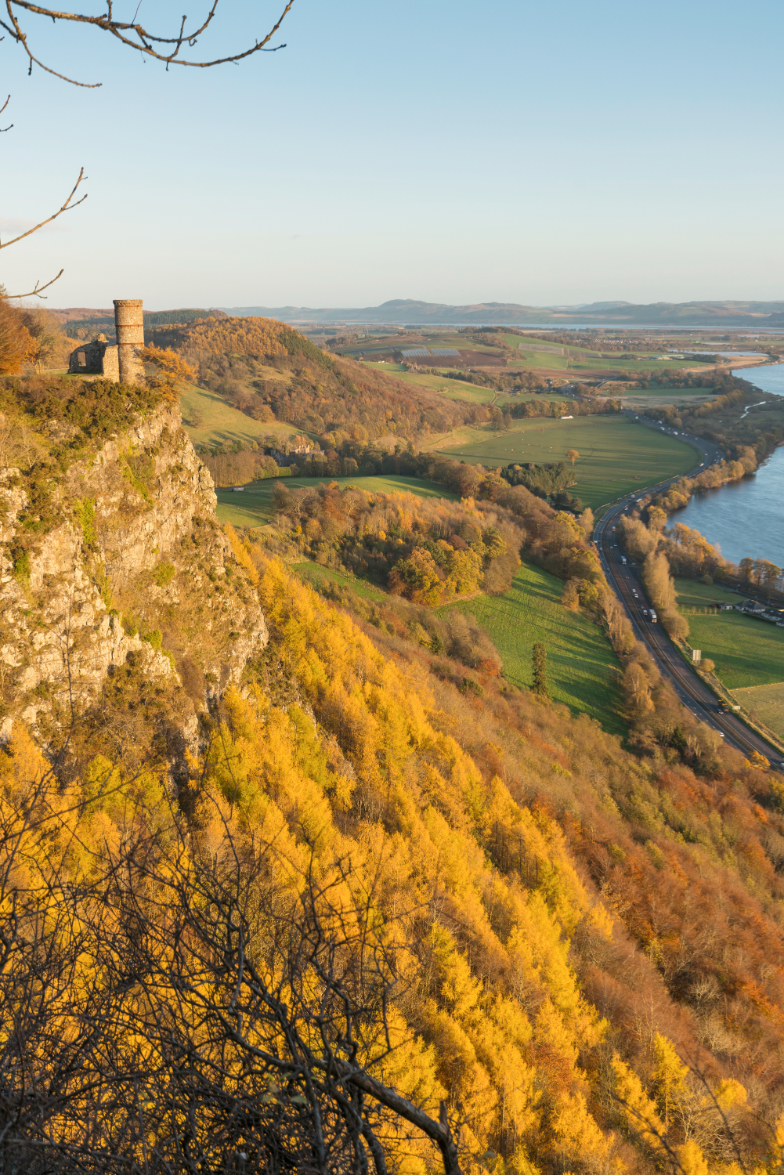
438,560,624,734
434,415,698,509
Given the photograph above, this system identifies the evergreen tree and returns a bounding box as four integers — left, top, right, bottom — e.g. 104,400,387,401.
532,641,549,698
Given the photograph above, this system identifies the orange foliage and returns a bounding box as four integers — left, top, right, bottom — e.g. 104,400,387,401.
154,314,287,359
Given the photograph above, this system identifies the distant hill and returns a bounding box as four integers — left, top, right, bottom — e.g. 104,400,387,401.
50,307,228,341
219,298,784,327
50,307,227,326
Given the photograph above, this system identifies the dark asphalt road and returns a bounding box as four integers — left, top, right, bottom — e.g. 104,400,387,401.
593,417,784,771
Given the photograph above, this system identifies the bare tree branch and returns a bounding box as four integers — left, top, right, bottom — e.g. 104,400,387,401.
5,269,63,299
0,167,86,251
1,4,296,299
2,0,297,87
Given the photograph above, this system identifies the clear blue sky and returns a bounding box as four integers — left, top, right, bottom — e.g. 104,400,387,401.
3,0,783,309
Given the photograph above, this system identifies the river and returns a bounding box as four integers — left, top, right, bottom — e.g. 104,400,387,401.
674,364,784,567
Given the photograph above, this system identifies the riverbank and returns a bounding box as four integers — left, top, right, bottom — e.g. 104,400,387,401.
668,363,784,566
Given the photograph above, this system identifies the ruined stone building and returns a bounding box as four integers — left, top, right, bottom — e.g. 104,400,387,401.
69,299,145,384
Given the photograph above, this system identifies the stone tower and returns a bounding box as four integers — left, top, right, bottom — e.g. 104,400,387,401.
114,299,144,385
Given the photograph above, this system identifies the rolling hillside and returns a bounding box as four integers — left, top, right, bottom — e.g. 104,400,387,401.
151,315,478,449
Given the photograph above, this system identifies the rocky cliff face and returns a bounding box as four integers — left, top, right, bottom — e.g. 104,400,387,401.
0,384,267,750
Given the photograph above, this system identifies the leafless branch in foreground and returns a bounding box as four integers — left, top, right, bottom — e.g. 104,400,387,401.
2,0,297,87
2,167,86,299
5,269,64,299
1,168,87,252
0,776,462,1175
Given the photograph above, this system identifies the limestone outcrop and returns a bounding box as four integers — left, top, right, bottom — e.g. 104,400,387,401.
0,396,267,745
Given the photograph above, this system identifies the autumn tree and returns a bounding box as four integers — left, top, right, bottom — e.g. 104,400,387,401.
561,578,581,611
140,343,199,388
643,550,689,640
566,448,579,466
0,289,34,373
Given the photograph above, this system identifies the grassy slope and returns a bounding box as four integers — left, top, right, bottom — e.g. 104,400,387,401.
434,415,698,510
295,554,626,734
364,362,497,403
439,561,624,734
291,563,388,601
215,474,456,529
179,382,308,449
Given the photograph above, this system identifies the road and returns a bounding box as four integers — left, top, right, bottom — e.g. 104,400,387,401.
593,417,784,770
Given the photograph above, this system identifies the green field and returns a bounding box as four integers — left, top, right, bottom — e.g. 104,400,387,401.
435,415,698,510
675,578,742,609
684,613,784,690
730,682,784,740
500,337,703,376
620,386,715,397
364,361,498,403
438,560,624,733
291,563,387,601
215,474,456,529
363,361,543,407
342,332,501,361
675,581,784,732
340,330,711,381
179,383,309,450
